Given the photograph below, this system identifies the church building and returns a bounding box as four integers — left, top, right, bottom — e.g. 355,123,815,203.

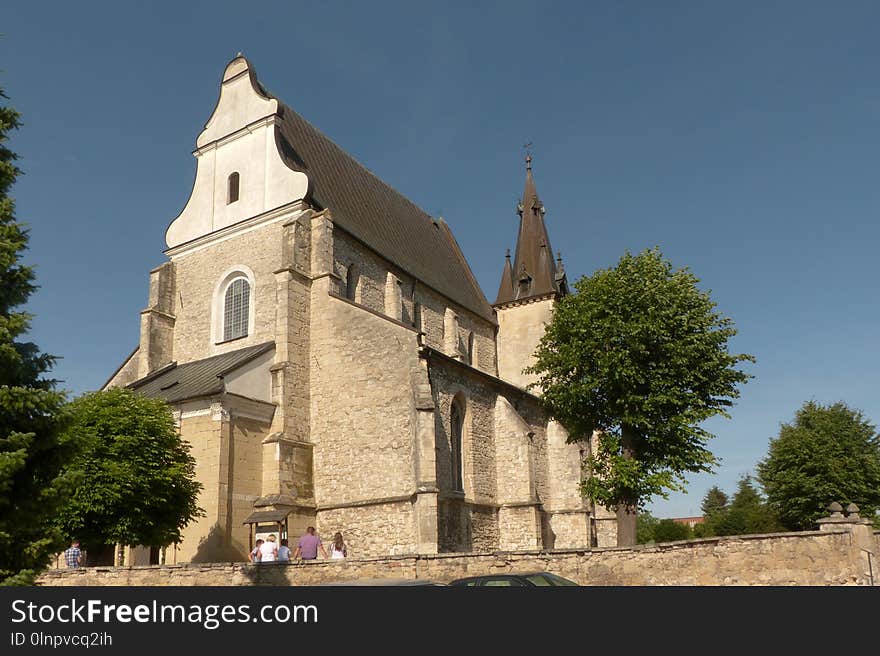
105,55,616,563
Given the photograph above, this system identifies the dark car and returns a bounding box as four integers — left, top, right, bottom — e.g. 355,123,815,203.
448,572,579,587
318,578,446,586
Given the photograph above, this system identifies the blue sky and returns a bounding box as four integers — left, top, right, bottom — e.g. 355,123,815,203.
4,1,879,518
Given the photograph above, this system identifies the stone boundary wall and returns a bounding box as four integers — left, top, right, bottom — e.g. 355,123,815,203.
38,529,879,586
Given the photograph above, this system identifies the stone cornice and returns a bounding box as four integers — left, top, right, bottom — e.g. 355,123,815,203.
165,200,310,259
192,114,279,156
492,292,557,311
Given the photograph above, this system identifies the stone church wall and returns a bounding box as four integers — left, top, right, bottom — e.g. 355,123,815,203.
38,529,880,587
174,410,268,563
333,228,497,377
417,284,497,375
430,364,498,503
171,220,286,365
308,276,423,556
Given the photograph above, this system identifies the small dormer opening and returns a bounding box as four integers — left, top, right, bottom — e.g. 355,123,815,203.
517,274,532,298
227,172,240,204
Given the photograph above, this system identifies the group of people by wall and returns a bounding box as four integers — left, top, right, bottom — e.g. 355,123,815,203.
248,527,347,563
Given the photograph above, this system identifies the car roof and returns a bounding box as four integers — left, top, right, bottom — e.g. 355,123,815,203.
317,578,445,586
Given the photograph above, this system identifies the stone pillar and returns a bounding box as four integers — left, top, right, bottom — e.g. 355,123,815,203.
584,430,618,547
817,502,877,585
494,396,542,550
259,209,316,531
444,308,461,359
137,262,176,378
544,420,590,549
310,209,334,279
412,363,439,554
385,272,402,321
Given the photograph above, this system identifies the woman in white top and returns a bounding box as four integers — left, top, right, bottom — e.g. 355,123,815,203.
259,534,279,562
330,532,347,559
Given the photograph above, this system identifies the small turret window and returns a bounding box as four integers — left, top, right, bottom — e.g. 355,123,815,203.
227,172,240,204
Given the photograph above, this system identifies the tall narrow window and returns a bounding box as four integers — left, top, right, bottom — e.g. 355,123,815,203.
413,301,422,331
450,401,464,492
227,172,240,204
223,277,250,341
345,264,358,301
467,332,475,366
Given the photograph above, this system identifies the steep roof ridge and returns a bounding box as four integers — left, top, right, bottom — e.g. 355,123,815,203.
268,94,495,322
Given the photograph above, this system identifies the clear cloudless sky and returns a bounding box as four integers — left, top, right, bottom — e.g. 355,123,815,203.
4,1,879,519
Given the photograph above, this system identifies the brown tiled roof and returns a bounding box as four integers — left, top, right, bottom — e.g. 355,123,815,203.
243,63,495,323
127,341,275,403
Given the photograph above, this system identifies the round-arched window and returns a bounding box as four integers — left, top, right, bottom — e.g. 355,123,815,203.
223,277,250,341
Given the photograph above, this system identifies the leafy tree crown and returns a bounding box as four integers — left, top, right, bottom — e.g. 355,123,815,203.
56,388,203,549
757,401,880,531
525,247,753,510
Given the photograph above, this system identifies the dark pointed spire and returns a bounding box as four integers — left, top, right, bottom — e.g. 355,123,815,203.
498,155,564,304
494,248,515,305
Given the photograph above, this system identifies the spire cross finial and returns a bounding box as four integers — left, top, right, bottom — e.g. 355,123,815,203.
523,142,533,170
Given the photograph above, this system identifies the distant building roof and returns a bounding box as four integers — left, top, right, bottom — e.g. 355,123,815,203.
670,516,705,526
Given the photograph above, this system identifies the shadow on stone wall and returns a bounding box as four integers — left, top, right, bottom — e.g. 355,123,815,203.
191,524,246,563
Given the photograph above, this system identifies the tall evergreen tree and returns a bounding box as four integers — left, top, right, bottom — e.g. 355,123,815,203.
700,486,729,518
0,88,74,585
712,476,782,536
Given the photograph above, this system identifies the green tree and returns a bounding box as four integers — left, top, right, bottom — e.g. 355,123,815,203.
693,485,729,536
0,88,74,585
700,485,729,518
653,518,692,542
636,511,658,544
55,388,203,558
525,248,753,545
637,513,693,543
712,476,782,536
757,401,880,531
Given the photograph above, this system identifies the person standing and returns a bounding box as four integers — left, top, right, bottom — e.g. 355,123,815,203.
63,540,83,568
249,539,264,562
293,526,328,560
329,532,347,559
278,538,291,562
260,534,279,562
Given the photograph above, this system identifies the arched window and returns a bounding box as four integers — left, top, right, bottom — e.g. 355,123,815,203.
450,400,464,492
345,264,358,301
223,277,250,341
227,172,240,204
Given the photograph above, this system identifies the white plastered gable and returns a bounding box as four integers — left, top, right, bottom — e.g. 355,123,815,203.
165,57,309,248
